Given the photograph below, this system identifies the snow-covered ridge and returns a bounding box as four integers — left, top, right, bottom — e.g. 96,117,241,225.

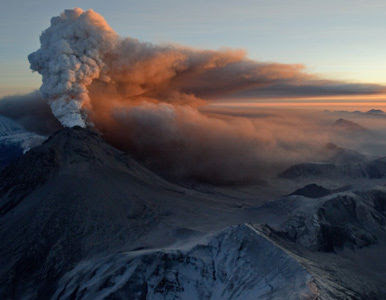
0,115,45,168
54,225,316,300
0,115,45,151
0,115,25,136
250,187,386,299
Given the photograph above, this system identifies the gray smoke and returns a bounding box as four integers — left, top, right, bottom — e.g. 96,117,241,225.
28,8,116,127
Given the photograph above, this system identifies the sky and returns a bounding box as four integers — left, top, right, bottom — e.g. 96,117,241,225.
1,0,386,99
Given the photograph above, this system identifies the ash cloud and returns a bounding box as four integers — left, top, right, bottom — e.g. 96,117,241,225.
0,91,61,135
28,8,386,129
101,104,337,184
3,7,386,184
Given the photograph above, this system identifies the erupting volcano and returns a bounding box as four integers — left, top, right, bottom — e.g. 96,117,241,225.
1,5,386,300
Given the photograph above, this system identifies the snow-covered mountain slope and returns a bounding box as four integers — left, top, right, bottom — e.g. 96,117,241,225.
0,127,316,299
0,127,196,299
1,126,385,299
53,225,315,300
0,115,45,168
250,188,386,299
0,114,24,136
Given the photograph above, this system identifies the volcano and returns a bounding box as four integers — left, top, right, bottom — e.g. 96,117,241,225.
0,127,316,299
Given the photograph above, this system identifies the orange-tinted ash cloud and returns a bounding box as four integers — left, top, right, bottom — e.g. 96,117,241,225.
4,8,384,184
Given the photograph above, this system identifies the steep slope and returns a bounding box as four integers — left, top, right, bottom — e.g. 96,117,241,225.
0,127,316,299
250,188,386,299
0,127,207,299
0,127,154,298
4,126,385,299
53,225,314,300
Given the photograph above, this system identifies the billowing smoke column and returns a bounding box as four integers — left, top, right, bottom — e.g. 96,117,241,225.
29,8,385,129
25,8,386,183
28,8,116,127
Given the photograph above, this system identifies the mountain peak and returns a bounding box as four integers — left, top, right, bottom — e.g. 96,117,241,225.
0,126,125,216
367,109,384,114
333,118,367,132
43,126,105,151
0,125,176,297
34,126,123,166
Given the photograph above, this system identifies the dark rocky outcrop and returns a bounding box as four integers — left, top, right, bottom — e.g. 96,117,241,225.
290,183,331,198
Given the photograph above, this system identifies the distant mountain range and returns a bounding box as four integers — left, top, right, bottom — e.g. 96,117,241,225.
278,141,386,180
367,109,384,114
280,154,386,180
325,108,386,118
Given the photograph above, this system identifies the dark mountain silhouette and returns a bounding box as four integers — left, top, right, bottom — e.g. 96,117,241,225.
290,183,331,198
0,127,205,299
367,109,384,114
333,118,368,133
1,127,386,299
278,144,386,180
0,127,317,299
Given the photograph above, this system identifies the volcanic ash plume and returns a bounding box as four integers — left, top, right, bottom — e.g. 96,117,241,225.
28,8,117,127
28,8,385,129
24,8,386,183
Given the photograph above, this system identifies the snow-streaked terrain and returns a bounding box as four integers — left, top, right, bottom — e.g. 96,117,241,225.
0,126,385,299
249,187,386,299
0,115,45,168
54,225,315,300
